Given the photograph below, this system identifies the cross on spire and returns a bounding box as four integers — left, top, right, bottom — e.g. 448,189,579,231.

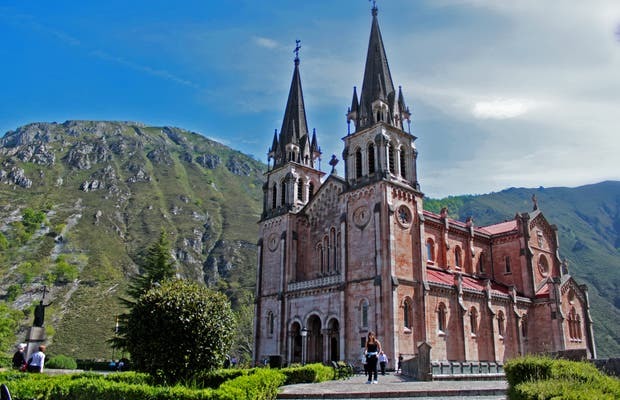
369,0,378,15
294,39,301,61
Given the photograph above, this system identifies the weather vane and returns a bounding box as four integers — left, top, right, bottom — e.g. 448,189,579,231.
294,40,301,60
369,0,377,10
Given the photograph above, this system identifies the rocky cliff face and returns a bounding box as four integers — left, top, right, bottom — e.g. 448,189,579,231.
0,121,264,358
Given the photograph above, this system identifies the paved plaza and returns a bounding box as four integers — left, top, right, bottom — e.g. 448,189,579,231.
277,373,508,399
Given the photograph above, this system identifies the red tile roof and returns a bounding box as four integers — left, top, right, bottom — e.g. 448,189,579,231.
480,220,518,235
427,268,510,296
422,210,518,236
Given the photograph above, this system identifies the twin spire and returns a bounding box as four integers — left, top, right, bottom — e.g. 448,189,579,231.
269,3,410,169
348,4,411,133
269,40,320,170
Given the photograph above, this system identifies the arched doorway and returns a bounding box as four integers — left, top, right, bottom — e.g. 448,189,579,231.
307,315,323,364
327,318,340,362
290,322,302,364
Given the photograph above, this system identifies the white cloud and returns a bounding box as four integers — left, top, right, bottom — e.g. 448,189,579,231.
472,98,530,119
254,36,279,49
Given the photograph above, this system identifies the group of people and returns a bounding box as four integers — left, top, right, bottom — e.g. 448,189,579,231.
12,343,46,373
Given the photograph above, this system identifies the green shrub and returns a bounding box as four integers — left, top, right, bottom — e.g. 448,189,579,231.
505,356,620,400
46,354,78,369
191,368,247,389
216,368,285,400
280,363,334,385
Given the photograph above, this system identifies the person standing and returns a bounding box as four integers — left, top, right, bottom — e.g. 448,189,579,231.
27,345,46,373
378,351,389,375
397,353,403,374
364,331,382,384
12,343,27,370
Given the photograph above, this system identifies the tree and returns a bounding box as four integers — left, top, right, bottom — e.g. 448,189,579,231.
112,229,177,351
126,229,176,300
125,279,236,383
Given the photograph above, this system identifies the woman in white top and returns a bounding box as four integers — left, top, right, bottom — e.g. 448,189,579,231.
27,345,46,373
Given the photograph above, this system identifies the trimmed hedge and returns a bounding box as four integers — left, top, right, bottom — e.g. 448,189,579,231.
0,368,286,400
45,355,78,370
0,363,338,399
504,356,620,400
280,363,334,385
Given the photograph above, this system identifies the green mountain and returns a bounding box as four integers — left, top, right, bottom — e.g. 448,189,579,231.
1,121,618,359
0,121,263,358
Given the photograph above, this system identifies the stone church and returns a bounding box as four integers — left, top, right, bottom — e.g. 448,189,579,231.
253,5,596,368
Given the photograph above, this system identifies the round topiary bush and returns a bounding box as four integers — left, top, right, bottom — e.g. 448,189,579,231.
125,279,236,383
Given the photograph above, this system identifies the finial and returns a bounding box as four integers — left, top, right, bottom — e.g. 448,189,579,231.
532,194,538,211
370,0,378,16
293,39,301,63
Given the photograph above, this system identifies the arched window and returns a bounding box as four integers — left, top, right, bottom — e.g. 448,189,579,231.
376,110,381,122
368,143,375,174
280,181,286,206
388,143,395,173
470,307,478,335
426,239,435,262
268,311,275,336
568,307,582,340
399,146,406,178
437,302,447,332
497,311,505,337
336,232,341,272
478,253,485,273
455,246,462,269
505,255,511,273
271,185,277,209
330,228,337,274
361,300,369,328
318,244,324,275
355,148,363,178
324,236,330,273
309,182,315,199
521,314,528,339
297,178,304,201
403,297,413,329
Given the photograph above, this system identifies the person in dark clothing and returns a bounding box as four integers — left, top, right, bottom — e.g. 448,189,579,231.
364,331,382,384
12,344,27,370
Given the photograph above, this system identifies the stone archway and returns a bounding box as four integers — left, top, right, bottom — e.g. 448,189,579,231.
307,315,323,364
328,318,340,362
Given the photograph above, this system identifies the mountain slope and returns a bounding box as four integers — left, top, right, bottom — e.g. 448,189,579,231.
425,182,620,357
0,121,263,358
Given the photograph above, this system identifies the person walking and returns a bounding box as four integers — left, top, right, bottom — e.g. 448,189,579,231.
27,345,46,373
378,351,388,375
364,331,381,384
12,343,27,370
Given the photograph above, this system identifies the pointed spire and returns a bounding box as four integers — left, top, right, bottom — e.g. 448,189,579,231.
357,4,395,130
274,41,310,168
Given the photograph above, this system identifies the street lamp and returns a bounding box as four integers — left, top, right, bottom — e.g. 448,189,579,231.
301,327,309,365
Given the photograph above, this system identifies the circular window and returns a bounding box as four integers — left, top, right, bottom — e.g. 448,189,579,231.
538,255,549,277
353,205,371,228
396,205,412,228
268,233,279,252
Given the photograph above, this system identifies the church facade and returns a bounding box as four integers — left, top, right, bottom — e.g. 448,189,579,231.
253,5,596,367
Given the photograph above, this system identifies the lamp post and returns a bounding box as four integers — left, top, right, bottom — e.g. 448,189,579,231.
301,327,309,365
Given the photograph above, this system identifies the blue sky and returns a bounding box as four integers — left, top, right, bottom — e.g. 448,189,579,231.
1,0,619,198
